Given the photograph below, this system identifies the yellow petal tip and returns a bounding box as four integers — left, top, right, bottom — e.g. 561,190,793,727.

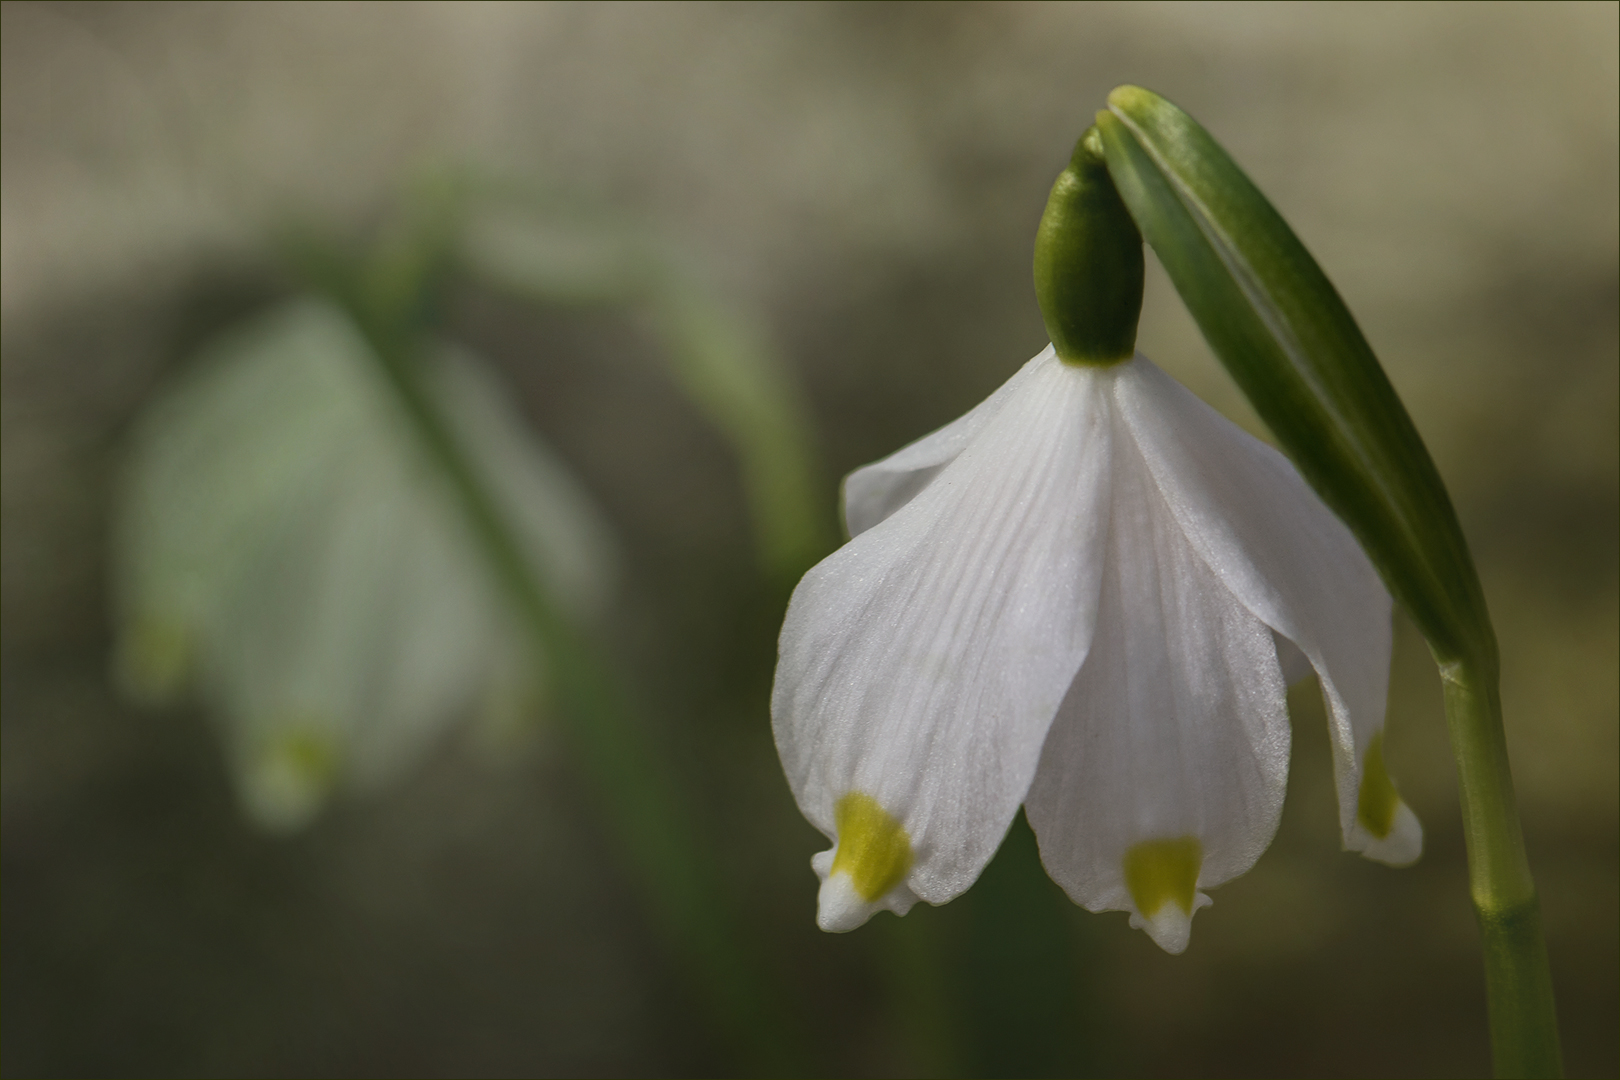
830,791,913,903
1123,836,1209,953
116,617,194,704
1348,733,1423,866
1355,732,1401,838
242,721,340,833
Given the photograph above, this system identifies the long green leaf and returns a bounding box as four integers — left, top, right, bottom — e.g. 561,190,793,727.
1097,86,1491,667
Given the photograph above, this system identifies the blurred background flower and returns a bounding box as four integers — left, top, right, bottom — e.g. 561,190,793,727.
114,297,616,831
3,3,1614,1076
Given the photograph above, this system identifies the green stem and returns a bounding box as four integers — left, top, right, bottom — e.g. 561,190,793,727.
1440,653,1562,1078
351,304,805,1074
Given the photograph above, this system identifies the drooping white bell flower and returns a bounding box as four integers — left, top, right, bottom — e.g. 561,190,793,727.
116,299,614,831
771,344,1421,954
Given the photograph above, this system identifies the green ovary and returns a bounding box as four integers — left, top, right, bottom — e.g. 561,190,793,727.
831,792,913,902
1356,731,1401,838
1124,836,1202,918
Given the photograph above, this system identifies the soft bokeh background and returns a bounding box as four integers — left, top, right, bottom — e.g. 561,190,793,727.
3,2,1615,1076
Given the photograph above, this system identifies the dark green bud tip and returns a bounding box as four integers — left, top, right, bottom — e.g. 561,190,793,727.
1034,125,1145,366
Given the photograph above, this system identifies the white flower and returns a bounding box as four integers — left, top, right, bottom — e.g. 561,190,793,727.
116,300,614,831
771,346,1421,954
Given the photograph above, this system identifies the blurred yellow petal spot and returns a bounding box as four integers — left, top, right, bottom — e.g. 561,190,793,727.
244,721,341,833
831,792,912,902
1124,836,1202,918
1356,731,1400,839
117,617,194,704
272,727,340,783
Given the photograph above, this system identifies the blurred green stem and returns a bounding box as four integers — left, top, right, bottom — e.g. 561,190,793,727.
1441,651,1561,1078
304,219,805,1072
379,329,802,1073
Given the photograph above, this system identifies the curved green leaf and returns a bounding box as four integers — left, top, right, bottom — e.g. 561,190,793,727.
1097,86,1491,666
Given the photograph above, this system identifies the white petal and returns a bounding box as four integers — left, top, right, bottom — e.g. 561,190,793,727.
1114,357,1417,864
1355,799,1423,867
842,346,1053,537
1025,391,1290,953
341,473,499,792
773,350,1110,926
1274,632,1314,687
114,301,364,698
811,847,920,931
434,342,617,618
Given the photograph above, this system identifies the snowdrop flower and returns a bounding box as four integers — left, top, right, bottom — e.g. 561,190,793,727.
116,299,613,831
771,128,1420,954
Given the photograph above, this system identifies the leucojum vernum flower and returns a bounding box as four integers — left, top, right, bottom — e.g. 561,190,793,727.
771,118,1420,955
116,299,614,831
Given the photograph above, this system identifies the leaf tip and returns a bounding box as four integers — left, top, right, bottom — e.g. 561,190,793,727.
1106,84,1156,114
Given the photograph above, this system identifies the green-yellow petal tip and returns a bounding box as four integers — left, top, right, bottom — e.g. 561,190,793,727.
117,616,194,704
1356,732,1402,839
830,792,913,903
243,720,342,833
1124,836,1203,919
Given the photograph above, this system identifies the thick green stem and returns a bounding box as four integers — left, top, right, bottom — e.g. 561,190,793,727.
1440,654,1562,1078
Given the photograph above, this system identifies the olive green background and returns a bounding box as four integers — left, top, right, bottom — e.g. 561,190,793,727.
3,3,1614,1076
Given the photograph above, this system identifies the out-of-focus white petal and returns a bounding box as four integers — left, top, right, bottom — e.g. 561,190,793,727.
1025,391,1290,954
842,347,1052,537
435,344,617,619
1114,357,1418,866
201,381,495,827
118,299,618,831
774,350,1110,929
338,475,497,794
114,301,360,699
